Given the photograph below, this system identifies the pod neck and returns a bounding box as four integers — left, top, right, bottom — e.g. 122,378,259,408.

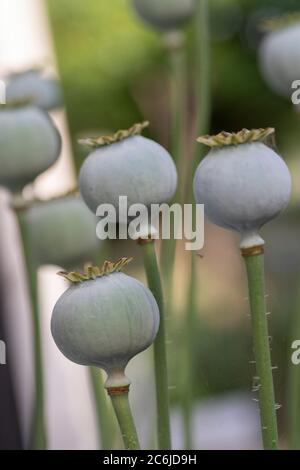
240,231,265,257
162,30,185,52
105,368,131,394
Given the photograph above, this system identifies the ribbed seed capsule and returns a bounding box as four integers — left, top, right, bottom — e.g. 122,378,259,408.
51,259,160,389
78,123,177,227
193,129,292,249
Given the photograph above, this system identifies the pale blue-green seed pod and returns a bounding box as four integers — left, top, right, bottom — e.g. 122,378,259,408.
51,260,160,388
132,0,195,31
24,194,100,269
193,129,292,249
79,123,177,215
0,105,61,193
259,17,300,98
6,69,63,111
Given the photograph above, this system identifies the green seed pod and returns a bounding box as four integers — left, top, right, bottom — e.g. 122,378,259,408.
0,104,61,193
78,122,177,218
6,69,63,111
51,259,160,388
132,0,195,31
193,129,292,249
24,194,100,268
259,14,300,98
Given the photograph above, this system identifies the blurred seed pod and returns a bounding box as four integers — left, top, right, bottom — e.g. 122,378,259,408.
132,0,195,31
259,14,300,98
24,194,100,269
0,104,61,193
6,69,63,111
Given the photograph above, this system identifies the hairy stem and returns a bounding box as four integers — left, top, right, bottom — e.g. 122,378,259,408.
140,240,171,449
244,253,278,450
109,390,140,450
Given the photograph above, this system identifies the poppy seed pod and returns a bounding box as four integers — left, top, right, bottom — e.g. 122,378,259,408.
193,129,292,249
259,15,300,98
0,104,61,193
79,122,177,218
132,0,195,31
24,194,100,268
51,258,160,388
6,69,63,111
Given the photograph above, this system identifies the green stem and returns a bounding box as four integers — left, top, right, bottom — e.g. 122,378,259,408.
181,253,197,450
161,31,187,299
109,391,140,450
180,0,212,451
168,31,187,191
194,0,211,164
287,287,300,449
185,0,212,203
16,207,46,450
244,253,278,450
140,241,171,449
89,367,115,450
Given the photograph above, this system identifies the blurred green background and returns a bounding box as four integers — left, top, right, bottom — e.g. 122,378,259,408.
48,0,300,160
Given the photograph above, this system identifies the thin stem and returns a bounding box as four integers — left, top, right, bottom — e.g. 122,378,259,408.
194,0,211,166
161,31,187,299
181,253,197,450
244,253,278,450
287,286,300,449
168,32,187,191
89,367,115,450
185,0,211,203
140,241,171,449
16,207,46,450
181,0,212,451
109,391,140,450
